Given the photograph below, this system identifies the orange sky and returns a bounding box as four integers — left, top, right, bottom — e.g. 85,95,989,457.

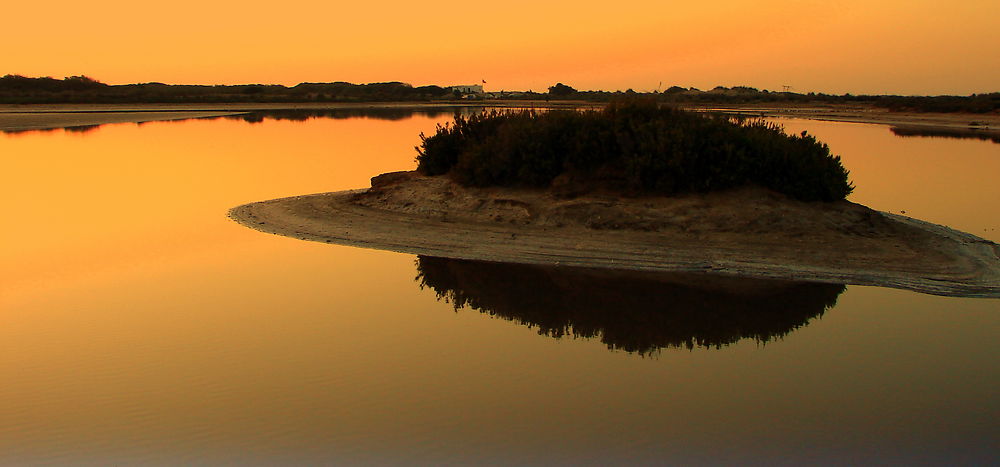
5,0,998,95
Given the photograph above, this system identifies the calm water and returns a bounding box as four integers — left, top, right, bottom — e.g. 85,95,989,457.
1,110,998,465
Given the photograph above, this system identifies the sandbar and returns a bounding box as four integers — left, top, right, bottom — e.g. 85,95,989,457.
229,171,1000,298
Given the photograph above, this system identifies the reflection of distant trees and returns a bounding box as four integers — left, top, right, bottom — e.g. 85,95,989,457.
227,107,466,123
2,127,59,135
415,256,845,355
0,107,489,134
63,124,101,134
890,126,999,144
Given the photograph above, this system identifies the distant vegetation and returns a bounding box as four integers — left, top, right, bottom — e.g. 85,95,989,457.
2,75,998,114
568,86,1000,114
0,75,449,104
416,101,854,202
547,82,577,97
225,107,458,123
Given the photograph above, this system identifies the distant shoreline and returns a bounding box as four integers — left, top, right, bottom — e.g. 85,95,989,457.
0,102,570,132
689,103,1000,137
1,102,998,135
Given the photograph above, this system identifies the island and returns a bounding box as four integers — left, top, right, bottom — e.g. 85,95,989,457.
229,102,1000,298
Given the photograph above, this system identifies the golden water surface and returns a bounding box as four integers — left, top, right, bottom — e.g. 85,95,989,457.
1,112,997,465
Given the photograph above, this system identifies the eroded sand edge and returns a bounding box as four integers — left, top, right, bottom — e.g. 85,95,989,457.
229,172,1000,298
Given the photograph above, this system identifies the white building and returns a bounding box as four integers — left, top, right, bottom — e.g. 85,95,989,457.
450,84,484,95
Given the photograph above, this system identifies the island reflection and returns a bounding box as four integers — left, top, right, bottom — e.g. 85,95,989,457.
415,256,846,354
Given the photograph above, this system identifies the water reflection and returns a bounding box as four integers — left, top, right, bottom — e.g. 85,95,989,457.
415,256,846,354
1,107,485,135
227,107,464,123
2,127,56,135
1,107,996,465
889,125,1000,144
63,124,101,133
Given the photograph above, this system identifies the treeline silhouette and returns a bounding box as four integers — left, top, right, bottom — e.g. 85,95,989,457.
416,101,854,201
577,88,1000,114
0,75,450,104
415,256,845,354
548,83,1000,114
3,75,997,113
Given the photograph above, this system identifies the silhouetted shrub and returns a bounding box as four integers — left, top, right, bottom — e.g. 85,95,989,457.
416,101,854,201
548,82,577,97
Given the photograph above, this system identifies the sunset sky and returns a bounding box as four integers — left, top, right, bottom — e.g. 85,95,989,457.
6,0,998,95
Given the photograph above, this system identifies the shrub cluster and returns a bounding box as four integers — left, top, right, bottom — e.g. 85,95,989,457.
415,102,854,201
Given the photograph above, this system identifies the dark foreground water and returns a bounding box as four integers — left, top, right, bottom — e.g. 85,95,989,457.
2,109,997,465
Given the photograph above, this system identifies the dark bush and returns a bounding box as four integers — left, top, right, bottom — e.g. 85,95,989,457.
415,101,854,202
548,82,577,97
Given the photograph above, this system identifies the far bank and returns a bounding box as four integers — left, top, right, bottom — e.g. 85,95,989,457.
1,102,998,137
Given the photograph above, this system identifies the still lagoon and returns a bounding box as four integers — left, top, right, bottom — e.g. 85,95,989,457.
1,109,997,465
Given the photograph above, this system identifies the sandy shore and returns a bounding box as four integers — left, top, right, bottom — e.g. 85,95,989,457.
3,102,997,135
229,172,1000,298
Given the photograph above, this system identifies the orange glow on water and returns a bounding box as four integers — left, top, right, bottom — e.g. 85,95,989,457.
772,118,1000,239
3,1,998,94
1,114,998,465
0,115,440,303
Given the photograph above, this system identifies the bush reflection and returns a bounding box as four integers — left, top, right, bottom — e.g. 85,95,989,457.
889,126,999,144
415,256,845,354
